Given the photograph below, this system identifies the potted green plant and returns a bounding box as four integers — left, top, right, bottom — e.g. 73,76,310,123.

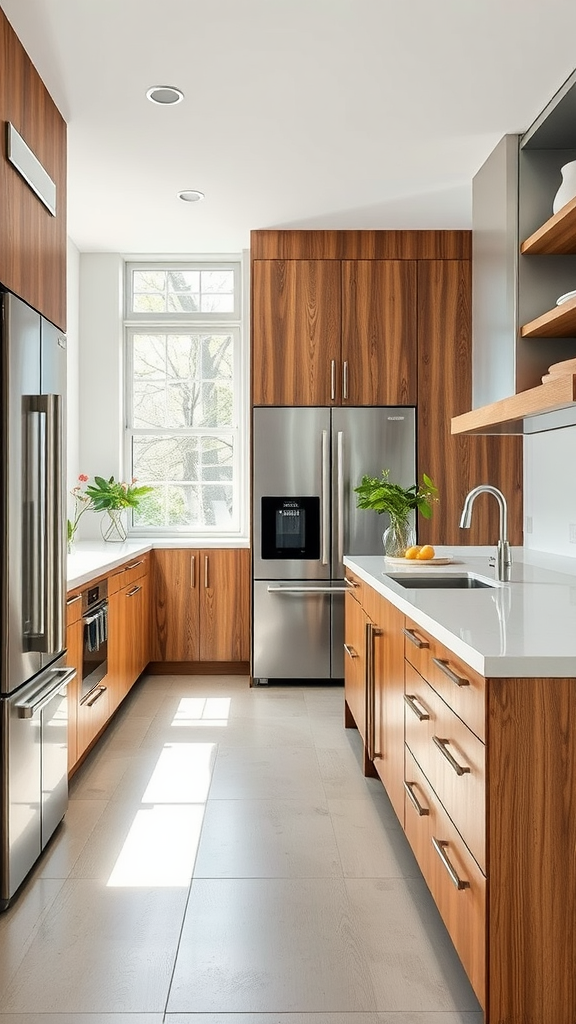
354,469,438,557
84,476,154,542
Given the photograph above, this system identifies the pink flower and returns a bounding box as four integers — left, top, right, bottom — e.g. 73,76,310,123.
78,473,89,483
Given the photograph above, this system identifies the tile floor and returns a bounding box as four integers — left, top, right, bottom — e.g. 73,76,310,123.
0,674,483,1023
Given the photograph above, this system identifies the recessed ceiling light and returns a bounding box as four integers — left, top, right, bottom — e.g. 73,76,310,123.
178,190,205,203
146,85,184,105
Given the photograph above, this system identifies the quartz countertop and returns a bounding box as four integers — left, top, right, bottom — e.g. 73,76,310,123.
344,546,576,678
67,537,249,590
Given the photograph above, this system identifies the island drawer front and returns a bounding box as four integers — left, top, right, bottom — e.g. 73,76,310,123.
404,662,486,873
66,590,83,627
108,552,150,594
404,617,486,743
404,747,486,1009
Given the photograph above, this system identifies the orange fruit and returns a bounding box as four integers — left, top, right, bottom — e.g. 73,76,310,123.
416,544,435,560
404,545,421,559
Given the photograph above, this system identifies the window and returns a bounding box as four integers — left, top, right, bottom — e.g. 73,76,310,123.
124,261,245,535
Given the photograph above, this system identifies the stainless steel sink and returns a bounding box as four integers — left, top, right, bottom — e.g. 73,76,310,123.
385,574,498,590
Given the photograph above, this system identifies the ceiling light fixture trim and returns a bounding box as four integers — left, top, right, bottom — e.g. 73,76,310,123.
146,85,184,105
178,190,205,203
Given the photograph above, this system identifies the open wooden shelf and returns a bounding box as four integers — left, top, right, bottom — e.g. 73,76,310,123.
520,294,576,338
451,375,576,434
521,195,576,255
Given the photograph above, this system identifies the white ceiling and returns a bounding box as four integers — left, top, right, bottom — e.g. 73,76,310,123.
3,0,576,255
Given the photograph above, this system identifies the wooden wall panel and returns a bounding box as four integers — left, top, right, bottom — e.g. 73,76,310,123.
251,229,472,262
0,8,67,329
417,260,523,547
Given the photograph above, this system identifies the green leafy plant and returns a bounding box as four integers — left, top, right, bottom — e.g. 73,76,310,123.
85,476,154,511
354,470,438,521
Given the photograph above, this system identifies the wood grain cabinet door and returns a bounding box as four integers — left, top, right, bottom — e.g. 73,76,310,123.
341,260,417,406
151,548,200,661
344,589,367,743
199,549,250,662
252,259,341,405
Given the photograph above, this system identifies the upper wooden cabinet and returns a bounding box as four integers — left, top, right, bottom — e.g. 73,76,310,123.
252,257,416,406
341,260,417,406
0,9,67,330
151,547,250,664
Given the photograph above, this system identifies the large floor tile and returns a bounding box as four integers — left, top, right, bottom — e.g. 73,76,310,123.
329,796,420,878
0,877,65,993
138,711,315,750
0,880,188,1013
316,744,385,798
208,745,327,801
0,1015,164,1023
164,1013,484,1023
68,748,136,802
35,798,108,879
167,877,377,1013
345,877,482,1012
193,797,342,878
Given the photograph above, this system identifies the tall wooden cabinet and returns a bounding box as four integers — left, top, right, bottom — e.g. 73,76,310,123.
251,230,523,545
151,548,250,665
0,8,67,329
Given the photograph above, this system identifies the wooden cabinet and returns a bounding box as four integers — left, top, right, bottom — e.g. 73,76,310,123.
0,9,67,329
252,257,416,407
107,557,150,714
341,260,417,405
363,586,406,824
152,547,250,665
343,582,368,743
64,593,82,773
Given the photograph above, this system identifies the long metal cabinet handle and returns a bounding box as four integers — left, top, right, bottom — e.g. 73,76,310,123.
404,780,429,816
330,359,336,401
321,429,329,565
66,594,81,606
267,585,349,594
402,627,430,649
204,555,209,588
125,560,143,570
16,666,77,718
432,658,469,687
337,431,344,565
82,684,107,708
432,837,470,890
365,622,382,761
432,736,470,776
190,555,196,588
403,693,430,721
342,360,349,400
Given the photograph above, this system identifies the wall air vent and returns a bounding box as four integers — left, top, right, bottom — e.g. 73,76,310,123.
6,122,56,216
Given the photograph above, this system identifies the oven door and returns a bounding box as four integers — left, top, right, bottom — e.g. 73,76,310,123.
82,600,108,697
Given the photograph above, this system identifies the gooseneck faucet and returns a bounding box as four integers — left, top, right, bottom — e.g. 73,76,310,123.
459,485,512,582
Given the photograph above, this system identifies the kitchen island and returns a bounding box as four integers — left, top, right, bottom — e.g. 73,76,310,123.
343,545,576,1024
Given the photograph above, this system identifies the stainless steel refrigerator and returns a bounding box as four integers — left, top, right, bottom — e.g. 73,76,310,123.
0,291,75,910
252,406,416,682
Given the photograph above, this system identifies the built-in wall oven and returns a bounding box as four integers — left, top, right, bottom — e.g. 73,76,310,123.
81,580,108,698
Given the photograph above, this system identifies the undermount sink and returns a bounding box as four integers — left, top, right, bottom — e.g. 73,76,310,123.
385,573,498,590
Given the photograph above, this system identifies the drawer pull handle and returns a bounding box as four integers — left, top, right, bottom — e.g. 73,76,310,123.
432,735,470,776
82,684,107,708
125,560,143,570
404,780,429,816
343,643,358,659
403,627,430,649
404,693,430,721
66,594,81,605
126,585,141,597
432,837,470,890
432,657,469,687
344,577,359,588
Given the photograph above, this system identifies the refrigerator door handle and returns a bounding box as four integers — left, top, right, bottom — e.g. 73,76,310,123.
337,430,344,566
28,394,64,655
321,429,329,565
267,585,349,594
16,666,76,718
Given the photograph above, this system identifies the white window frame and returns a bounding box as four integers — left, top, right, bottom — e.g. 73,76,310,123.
123,257,247,539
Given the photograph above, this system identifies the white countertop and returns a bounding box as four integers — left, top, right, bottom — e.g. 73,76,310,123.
344,546,576,678
67,537,249,590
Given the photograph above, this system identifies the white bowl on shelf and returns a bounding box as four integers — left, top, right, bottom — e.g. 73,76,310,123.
555,289,576,306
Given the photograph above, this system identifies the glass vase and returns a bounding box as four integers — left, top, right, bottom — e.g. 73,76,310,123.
382,517,415,558
101,508,127,543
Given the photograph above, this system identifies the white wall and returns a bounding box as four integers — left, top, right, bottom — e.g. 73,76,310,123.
524,426,576,556
77,253,124,538
66,238,80,492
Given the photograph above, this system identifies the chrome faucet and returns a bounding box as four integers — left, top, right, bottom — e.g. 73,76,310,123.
459,485,512,582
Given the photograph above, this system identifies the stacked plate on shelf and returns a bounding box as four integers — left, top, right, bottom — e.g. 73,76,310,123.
541,356,576,384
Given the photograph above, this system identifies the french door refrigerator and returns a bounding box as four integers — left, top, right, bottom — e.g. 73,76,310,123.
252,406,416,683
0,291,75,910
